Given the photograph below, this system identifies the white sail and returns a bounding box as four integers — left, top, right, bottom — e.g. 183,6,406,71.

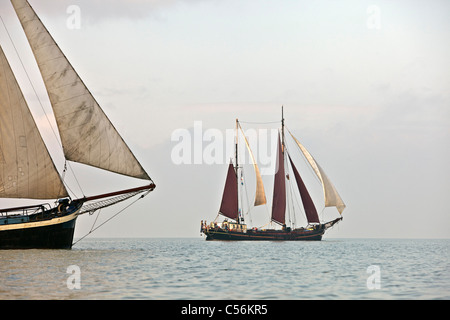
289,131,346,214
238,123,266,206
11,0,151,181
0,45,68,199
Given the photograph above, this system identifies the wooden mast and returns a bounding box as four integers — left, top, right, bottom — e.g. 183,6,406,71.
281,106,285,153
235,118,241,224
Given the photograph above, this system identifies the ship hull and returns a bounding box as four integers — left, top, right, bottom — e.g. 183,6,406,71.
204,228,324,241
0,211,79,250
202,217,342,241
0,216,76,249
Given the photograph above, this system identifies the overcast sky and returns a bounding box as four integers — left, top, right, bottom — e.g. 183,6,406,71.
0,0,449,239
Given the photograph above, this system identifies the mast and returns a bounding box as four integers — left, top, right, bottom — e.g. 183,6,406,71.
235,118,239,178
270,107,288,226
281,106,288,225
281,106,285,153
235,118,241,224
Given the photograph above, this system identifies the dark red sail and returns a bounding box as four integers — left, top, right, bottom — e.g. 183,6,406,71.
271,134,286,225
219,162,239,220
288,155,320,224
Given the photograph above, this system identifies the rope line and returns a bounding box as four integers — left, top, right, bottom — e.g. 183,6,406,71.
72,192,149,247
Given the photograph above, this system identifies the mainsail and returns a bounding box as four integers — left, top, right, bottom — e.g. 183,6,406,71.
11,0,151,181
289,131,345,214
0,44,68,199
219,162,238,220
271,133,286,225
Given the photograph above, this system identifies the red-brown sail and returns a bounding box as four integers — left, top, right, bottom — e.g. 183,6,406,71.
271,134,286,225
219,162,239,220
202,108,345,241
288,155,320,224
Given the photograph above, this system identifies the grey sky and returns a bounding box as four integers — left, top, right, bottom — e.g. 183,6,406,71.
0,0,449,239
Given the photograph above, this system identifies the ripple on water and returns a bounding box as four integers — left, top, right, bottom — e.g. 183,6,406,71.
1,238,449,299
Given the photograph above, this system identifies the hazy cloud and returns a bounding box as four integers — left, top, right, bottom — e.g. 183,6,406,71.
28,0,206,22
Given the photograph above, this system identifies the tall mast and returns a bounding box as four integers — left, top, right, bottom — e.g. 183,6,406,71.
281,106,285,153
235,119,239,175
281,106,286,225
235,118,241,224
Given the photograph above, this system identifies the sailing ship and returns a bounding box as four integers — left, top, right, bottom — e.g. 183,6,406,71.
201,108,345,241
0,0,155,249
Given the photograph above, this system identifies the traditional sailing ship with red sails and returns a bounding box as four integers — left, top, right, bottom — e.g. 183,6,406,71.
201,108,345,241
0,0,155,249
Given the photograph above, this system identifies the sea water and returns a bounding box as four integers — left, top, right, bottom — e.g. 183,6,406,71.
0,238,449,300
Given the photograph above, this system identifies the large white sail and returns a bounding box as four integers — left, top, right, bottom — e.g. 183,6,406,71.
0,45,68,199
11,0,151,181
238,122,266,206
289,131,346,214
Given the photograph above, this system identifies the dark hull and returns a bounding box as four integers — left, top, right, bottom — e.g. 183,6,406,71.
202,217,342,241
0,214,77,250
204,227,324,241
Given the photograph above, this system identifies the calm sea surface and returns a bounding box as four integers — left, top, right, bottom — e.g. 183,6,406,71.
0,238,449,300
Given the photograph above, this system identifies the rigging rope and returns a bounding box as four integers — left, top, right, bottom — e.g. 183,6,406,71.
89,208,101,233
77,189,147,215
72,191,149,247
238,120,280,125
